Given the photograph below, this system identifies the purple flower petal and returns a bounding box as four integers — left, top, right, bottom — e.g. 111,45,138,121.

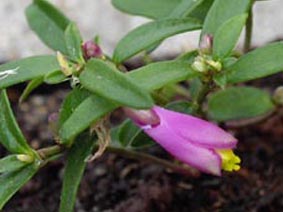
144,112,222,176
152,106,237,149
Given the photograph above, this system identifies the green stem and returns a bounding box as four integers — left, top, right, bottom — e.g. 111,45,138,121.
105,146,199,177
37,145,63,160
193,81,212,117
244,2,254,52
174,84,190,98
36,144,199,177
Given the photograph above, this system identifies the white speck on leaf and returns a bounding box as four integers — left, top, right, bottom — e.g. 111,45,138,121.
0,67,19,80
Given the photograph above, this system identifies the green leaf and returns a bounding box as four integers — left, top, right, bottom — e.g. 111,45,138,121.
25,0,70,54
208,86,275,121
59,134,95,212
189,77,203,101
189,0,214,22
226,42,283,83
213,14,248,59
111,0,213,21
80,59,153,109
64,23,84,62
0,155,30,174
111,0,181,19
130,132,154,148
0,55,60,89
166,101,194,114
0,90,33,154
58,88,91,128
128,60,197,91
177,50,198,63
44,70,67,84
113,18,202,63
0,164,38,209
59,94,117,145
117,119,141,147
60,60,198,142
19,77,44,103
169,0,204,18
117,119,154,148
202,0,251,36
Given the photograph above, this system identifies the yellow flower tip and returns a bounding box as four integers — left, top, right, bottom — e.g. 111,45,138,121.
216,149,241,172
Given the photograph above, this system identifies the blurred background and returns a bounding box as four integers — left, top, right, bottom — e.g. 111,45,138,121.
0,0,283,62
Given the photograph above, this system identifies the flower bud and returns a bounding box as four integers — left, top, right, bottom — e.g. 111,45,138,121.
123,107,160,129
199,34,213,54
82,40,103,60
273,86,283,105
16,154,34,163
192,56,207,73
206,59,222,72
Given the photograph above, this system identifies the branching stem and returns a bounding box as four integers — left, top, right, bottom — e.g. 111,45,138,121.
36,144,199,177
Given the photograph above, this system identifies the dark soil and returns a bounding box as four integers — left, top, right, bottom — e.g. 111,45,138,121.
1,73,283,212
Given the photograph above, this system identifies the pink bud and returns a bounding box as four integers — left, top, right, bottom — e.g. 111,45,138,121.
123,107,160,128
199,34,213,53
82,40,103,60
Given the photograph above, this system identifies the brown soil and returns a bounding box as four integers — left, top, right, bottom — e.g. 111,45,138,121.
1,74,283,212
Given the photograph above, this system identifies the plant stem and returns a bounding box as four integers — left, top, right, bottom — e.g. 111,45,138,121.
105,146,199,177
37,145,63,160
244,2,254,52
174,84,190,98
36,144,199,177
193,80,212,117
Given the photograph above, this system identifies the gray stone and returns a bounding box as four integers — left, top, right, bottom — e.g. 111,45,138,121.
0,0,282,61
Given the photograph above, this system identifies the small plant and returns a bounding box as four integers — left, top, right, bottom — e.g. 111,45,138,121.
0,0,282,211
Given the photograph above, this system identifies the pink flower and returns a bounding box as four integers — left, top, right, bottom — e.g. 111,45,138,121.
125,106,240,176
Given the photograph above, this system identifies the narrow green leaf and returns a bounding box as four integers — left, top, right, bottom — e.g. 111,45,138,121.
64,23,84,62
117,119,154,148
226,42,283,83
0,155,29,174
44,70,67,84
117,119,141,147
59,94,117,145
0,90,33,154
58,88,91,128
169,0,204,18
177,50,198,62
59,134,95,212
19,77,44,103
189,0,214,22
128,60,197,91
213,14,248,59
60,60,198,142
113,18,202,63
202,0,251,36
0,164,38,209
208,86,275,121
189,77,203,101
111,0,181,19
166,101,194,114
0,55,60,89
80,59,153,109
111,0,213,21
25,0,70,54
